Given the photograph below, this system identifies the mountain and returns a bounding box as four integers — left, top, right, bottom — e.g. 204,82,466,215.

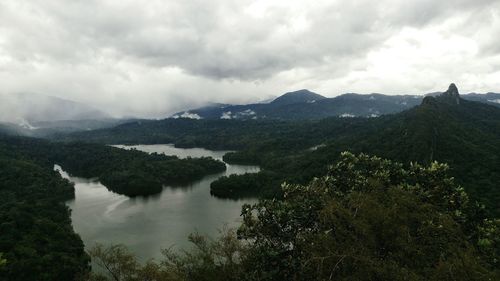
172,103,230,120
171,90,422,120
427,89,500,107
270,89,326,105
268,83,500,214
0,118,139,138
460,92,500,107
0,93,110,123
0,93,128,137
364,85,500,213
216,83,500,214
172,88,499,120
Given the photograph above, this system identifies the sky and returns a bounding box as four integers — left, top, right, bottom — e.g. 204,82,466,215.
1,0,500,118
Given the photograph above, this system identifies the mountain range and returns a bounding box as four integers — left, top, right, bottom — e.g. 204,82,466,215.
172,89,500,120
2,88,499,133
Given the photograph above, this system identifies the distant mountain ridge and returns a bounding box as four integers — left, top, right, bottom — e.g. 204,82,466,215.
0,93,130,137
172,88,500,120
0,118,137,138
0,93,110,123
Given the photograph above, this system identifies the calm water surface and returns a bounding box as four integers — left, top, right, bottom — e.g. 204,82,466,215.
60,144,259,261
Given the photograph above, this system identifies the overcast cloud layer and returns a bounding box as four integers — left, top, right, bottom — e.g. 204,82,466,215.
1,0,499,118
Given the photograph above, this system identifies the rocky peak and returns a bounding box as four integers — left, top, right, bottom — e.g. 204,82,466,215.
446,83,459,95
441,83,460,105
422,83,461,106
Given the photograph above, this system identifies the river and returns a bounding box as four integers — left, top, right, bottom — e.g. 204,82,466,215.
58,144,259,261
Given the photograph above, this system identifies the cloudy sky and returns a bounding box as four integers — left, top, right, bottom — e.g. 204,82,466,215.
1,0,499,117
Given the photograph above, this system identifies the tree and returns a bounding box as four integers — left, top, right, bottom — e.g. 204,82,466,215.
88,244,140,281
87,228,247,281
238,152,499,280
0,253,6,268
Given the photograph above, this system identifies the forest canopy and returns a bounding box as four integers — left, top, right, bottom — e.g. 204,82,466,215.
0,145,90,280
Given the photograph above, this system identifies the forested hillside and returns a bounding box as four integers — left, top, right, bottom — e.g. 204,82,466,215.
253,84,500,214
0,142,90,280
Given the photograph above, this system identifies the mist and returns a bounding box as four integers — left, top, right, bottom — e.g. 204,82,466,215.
0,93,111,123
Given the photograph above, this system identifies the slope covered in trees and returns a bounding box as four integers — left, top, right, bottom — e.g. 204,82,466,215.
266,84,500,215
209,85,498,216
0,142,90,280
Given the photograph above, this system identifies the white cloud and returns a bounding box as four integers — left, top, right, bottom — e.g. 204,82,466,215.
0,0,499,119
220,112,233,119
172,112,202,120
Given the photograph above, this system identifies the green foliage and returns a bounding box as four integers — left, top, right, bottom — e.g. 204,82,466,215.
87,228,247,281
0,253,6,268
477,218,500,266
222,151,262,165
0,148,90,280
88,244,140,281
210,171,283,199
161,229,247,281
238,153,499,280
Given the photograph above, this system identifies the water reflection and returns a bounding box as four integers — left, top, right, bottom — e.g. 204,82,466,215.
112,144,229,161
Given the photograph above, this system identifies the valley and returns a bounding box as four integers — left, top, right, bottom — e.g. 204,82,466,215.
63,85,500,215
0,84,499,280
2,2,500,279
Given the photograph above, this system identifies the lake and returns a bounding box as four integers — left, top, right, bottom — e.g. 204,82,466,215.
59,144,259,261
